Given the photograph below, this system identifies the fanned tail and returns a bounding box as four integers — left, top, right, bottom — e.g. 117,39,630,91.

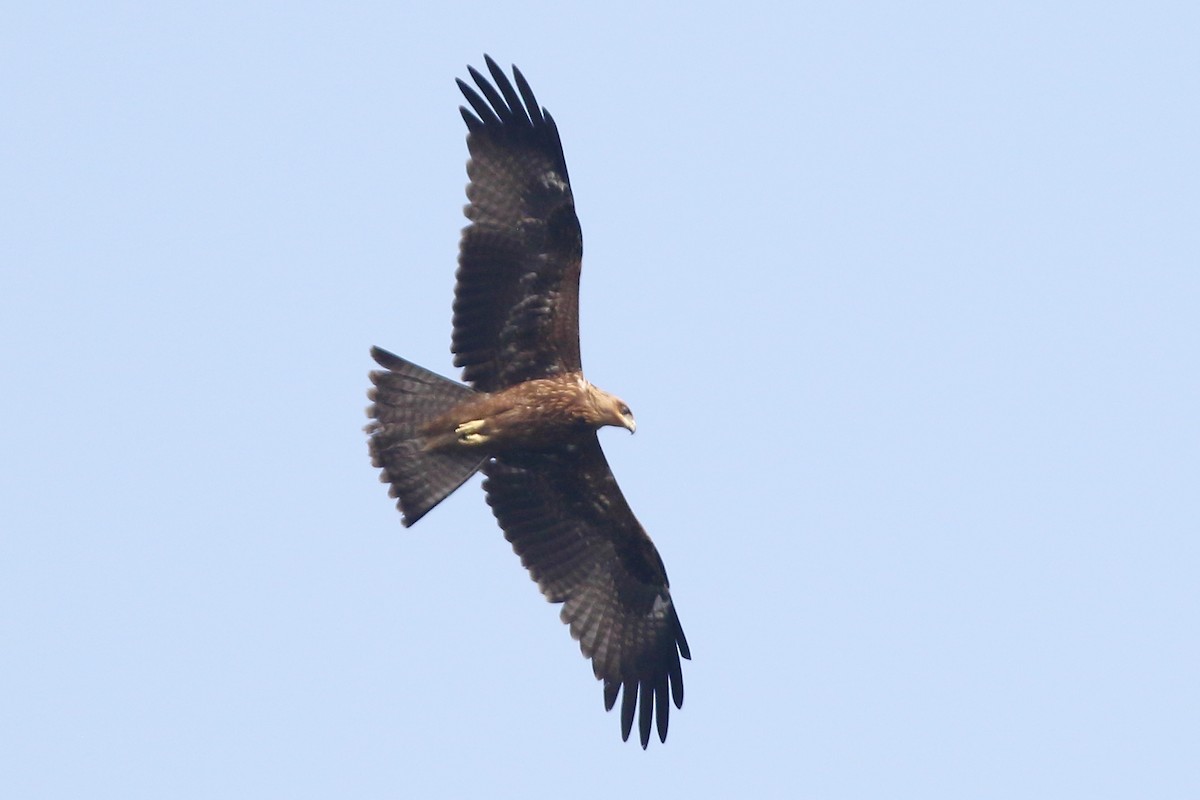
366,346,485,526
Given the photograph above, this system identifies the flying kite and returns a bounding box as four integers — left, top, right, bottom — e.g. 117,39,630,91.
366,56,690,747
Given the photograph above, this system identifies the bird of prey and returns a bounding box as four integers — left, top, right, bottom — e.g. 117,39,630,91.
366,56,690,747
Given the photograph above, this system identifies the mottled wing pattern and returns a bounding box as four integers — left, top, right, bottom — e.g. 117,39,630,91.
452,56,583,392
482,438,691,747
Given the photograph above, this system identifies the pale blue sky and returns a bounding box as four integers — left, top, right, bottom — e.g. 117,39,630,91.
3,2,1197,797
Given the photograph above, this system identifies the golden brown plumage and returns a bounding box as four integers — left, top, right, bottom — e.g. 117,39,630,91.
419,372,634,451
367,56,688,748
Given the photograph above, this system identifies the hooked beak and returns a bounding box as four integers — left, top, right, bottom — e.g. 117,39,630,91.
622,415,637,434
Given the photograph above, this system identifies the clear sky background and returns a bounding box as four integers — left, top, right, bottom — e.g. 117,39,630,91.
3,2,1197,797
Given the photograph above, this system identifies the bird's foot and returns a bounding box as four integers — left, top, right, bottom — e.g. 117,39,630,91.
455,419,489,445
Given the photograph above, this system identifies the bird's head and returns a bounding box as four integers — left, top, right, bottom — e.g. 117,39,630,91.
587,385,637,434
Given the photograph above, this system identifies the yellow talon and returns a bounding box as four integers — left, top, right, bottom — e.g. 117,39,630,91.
455,419,488,445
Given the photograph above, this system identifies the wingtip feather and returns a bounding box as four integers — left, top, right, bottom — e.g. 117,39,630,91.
655,673,670,743
620,681,637,743
638,680,653,748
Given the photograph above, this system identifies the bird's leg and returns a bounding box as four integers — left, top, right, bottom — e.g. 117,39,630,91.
455,419,489,445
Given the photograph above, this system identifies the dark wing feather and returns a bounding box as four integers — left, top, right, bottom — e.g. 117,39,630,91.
482,437,690,747
452,56,583,392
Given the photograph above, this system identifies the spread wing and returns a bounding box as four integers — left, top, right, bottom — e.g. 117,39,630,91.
452,56,583,393
482,438,691,747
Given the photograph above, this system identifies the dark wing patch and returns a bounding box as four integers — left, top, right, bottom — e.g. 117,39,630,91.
482,437,690,747
452,56,583,392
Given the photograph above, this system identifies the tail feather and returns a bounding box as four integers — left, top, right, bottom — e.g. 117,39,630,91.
366,346,485,526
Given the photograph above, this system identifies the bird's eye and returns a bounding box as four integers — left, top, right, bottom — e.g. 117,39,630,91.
619,404,630,416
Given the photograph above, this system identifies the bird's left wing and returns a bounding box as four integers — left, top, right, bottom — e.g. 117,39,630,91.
452,56,584,392
482,437,690,747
